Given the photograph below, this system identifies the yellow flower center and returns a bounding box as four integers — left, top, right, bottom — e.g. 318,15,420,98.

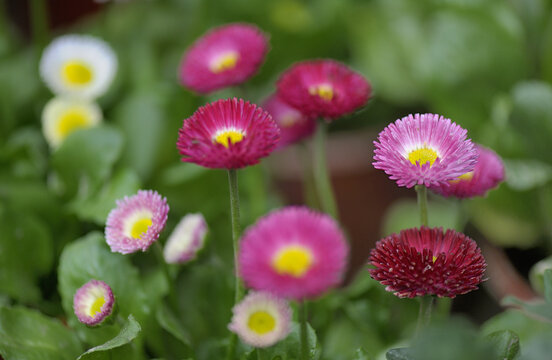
209,52,239,73
308,84,334,101
450,171,474,183
407,147,438,167
89,296,106,317
214,130,244,148
62,60,93,85
130,218,153,239
432,255,437,263
57,110,90,139
272,244,313,278
247,310,276,334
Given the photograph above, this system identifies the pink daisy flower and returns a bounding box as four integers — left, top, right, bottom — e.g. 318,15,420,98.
369,227,487,298
73,279,115,326
373,113,478,188
262,94,316,149
276,59,370,120
238,206,348,300
179,23,269,94
177,98,280,169
228,291,292,348
163,213,208,264
430,145,505,198
105,190,169,254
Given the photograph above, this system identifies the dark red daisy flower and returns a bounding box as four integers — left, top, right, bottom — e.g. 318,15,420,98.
369,227,486,298
276,59,370,120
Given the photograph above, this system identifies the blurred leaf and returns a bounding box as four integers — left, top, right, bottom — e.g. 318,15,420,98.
58,232,150,345
156,301,192,348
0,209,53,303
482,309,552,343
545,269,552,303
259,322,321,360
385,348,412,360
78,315,141,360
382,198,461,236
486,330,520,360
354,348,371,360
52,126,123,198
70,168,141,224
502,296,552,323
529,256,552,295
520,333,552,360
0,306,82,360
504,159,552,190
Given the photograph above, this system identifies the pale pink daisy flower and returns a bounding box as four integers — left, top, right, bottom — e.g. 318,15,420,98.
228,291,292,348
179,23,269,94
276,59,370,120
262,94,316,149
238,206,348,300
163,213,208,264
105,190,169,254
373,113,478,188
430,145,505,198
370,227,487,298
177,98,280,169
73,279,115,326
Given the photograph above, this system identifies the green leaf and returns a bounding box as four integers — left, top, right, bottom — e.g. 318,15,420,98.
70,168,141,224
529,257,552,295
386,348,412,360
156,301,192,347
52,126,123,198
486,330,520,360
353,348,371,360
482,309,552,344
78,315,141,359
503,159,552,190
501,297,552,324
58,232,150,345
545,270,552,303
258,322,321,360
0,306,82,360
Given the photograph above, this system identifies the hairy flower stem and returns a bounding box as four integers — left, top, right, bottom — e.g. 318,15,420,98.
301,144,321,209
226,169,245,360
415,185,429,227
29,0,49,53
299,301,309,360
314,121,338,219
257,348,267,360
416,296,434,335
153,242,178,311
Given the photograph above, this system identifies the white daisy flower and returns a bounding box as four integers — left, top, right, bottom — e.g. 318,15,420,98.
40,35,117,99
163,213,208,264
228,291,292,348
42,96,102,148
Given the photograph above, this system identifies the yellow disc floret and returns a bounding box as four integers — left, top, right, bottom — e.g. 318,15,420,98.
89,296,106,316
247,310,276,335
408,147,438,167
308,84,334,101
214,130,245,148
62,60,93,85
57,110,90,139
130,218,153,239
450,171,474,183
272,245,313,277
209,52,239,73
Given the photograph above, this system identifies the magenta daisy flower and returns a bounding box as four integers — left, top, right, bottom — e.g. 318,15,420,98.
177,98,280,169
262,94,316,149
228,291,292,348
73,279,115,326
373,113,478,188
163,213,208,264
276,59,370,120
105,190,169,254
369,227,486,298
430,145,505,198
179,23,269,94
238,206,348,300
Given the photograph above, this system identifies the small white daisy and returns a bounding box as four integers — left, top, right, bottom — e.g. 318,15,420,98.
228,291,292,348
163,213,208,264
40,34,117,99
42,96,102,148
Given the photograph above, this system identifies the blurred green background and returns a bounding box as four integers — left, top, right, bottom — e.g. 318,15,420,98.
2,0,552,359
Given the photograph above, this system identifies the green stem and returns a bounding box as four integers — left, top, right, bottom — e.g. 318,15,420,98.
299,301,309,360
313,121,338,219
415,185,429,227
29,0,49,52
257,348,267,360
226,169,244,360
415,296,433,335
301,144,320,209
153,242,178,311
